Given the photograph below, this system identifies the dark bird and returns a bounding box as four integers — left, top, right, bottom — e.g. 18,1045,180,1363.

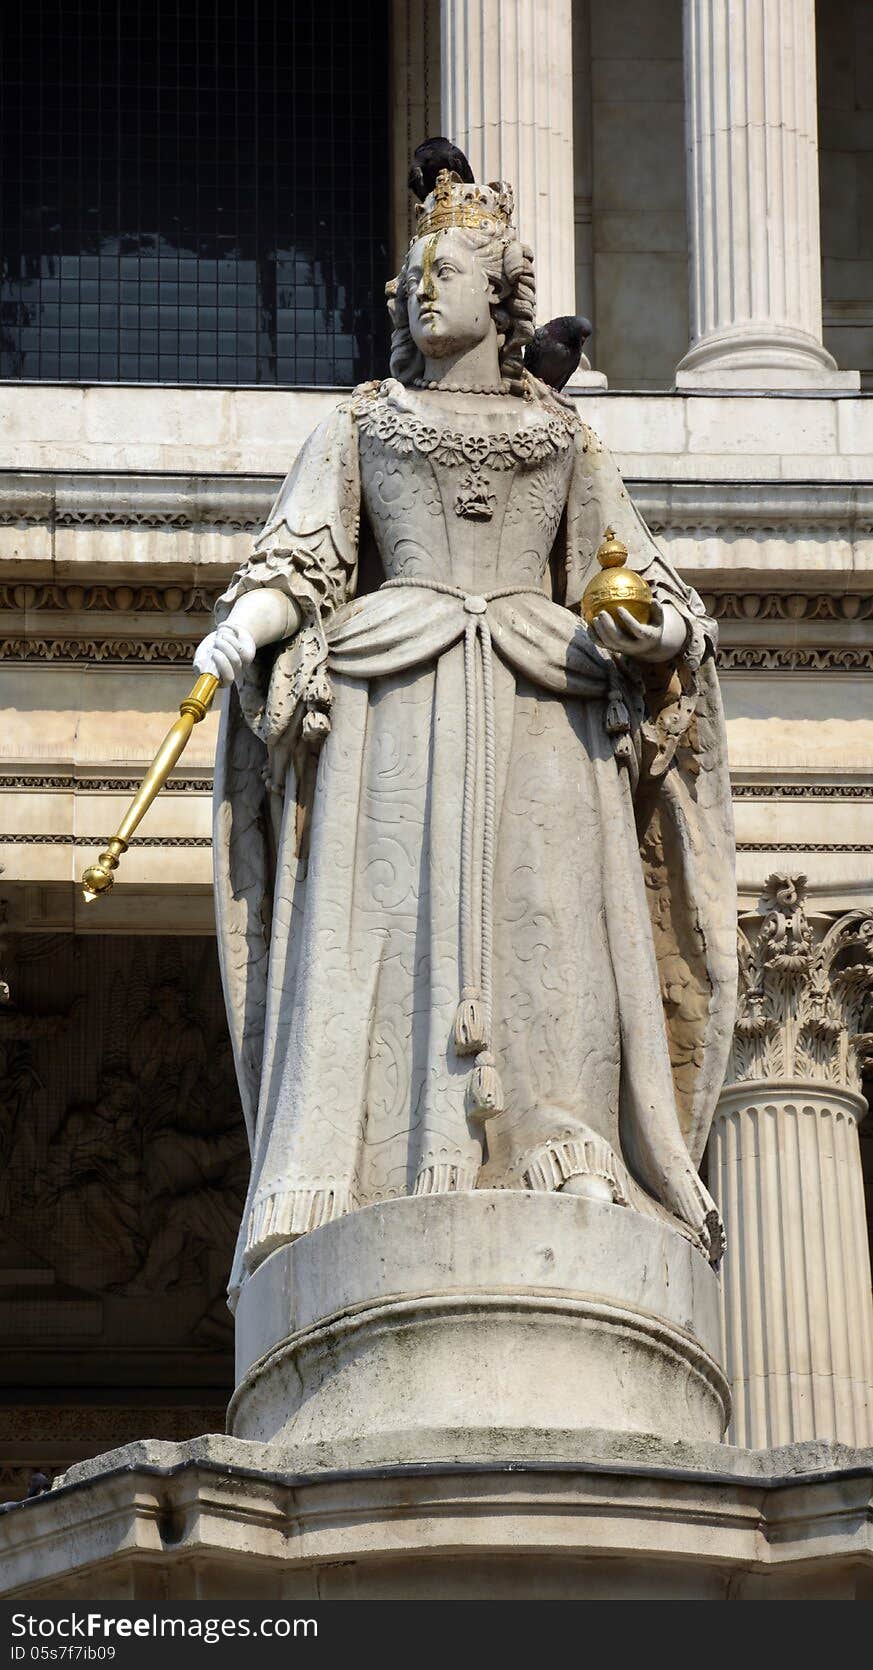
408,136,475,202
524,315,592,390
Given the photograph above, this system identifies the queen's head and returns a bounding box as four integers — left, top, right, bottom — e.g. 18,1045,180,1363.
386,170,536,394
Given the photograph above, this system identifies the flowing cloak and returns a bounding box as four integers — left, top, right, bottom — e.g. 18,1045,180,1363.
212,384,737,1302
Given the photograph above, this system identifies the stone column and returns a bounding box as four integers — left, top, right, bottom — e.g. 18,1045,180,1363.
709,876,873,1448
441,0,606,383
391,0,442,269
676,0,859,388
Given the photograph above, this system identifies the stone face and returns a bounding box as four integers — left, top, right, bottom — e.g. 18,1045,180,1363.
231,1193,728,1452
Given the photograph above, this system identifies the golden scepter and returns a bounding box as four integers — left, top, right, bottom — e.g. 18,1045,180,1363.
80,672,219,902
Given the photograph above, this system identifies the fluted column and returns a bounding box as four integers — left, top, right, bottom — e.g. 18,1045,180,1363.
710,877,873,1448
441,0,605,382
677,0,859,388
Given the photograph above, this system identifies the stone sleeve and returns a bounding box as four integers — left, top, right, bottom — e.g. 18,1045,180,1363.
563,423,716,670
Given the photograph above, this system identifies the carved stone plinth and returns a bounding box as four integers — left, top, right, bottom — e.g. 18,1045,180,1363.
6,1432,873,1599
710,876,873,1449
229,1192,729,1453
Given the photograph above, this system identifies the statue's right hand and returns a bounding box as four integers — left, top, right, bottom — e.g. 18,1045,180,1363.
193,622,257,686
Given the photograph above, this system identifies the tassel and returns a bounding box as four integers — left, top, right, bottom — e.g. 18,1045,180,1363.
302,708,331,747
469,1050,504,1118
605,675,630,736
454,986,487,1054
605,699,629,736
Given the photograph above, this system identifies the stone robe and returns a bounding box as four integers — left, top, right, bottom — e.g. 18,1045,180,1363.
212,377,736,1301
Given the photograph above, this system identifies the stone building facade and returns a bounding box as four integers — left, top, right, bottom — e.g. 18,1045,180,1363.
1,0,872,1517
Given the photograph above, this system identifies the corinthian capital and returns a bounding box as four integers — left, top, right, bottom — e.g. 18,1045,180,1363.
730,874,873,1092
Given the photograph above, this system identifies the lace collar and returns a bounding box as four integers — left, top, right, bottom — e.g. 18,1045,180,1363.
351,378,578,471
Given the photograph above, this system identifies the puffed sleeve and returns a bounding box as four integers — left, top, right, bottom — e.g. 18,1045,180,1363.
214,395,362,743
563,421,716,670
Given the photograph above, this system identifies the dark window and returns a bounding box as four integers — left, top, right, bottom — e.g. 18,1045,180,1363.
0,0,391,385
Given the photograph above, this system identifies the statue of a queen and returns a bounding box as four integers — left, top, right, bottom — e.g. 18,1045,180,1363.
194,166,737,1307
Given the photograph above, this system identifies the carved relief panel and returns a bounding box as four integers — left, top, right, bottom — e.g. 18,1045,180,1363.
0,933,246,1420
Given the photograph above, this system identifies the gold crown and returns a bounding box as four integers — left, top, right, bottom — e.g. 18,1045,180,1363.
413,169,515,241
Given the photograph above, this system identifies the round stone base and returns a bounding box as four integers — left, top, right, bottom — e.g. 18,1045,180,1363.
230,1192,729,1451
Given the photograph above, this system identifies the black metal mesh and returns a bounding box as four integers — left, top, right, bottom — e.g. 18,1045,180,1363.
0,0,391,385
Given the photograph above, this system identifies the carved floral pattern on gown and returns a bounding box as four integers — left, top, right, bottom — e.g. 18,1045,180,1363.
212,377,737,1299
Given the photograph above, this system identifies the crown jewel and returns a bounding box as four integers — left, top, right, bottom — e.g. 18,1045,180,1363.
413,169,515,242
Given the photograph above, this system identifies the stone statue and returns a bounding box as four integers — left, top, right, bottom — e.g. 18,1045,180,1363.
194,168,737,1309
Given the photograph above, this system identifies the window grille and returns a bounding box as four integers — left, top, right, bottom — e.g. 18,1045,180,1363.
0,0,390,385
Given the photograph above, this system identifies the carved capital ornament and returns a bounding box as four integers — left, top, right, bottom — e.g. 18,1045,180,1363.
730,874,873,1094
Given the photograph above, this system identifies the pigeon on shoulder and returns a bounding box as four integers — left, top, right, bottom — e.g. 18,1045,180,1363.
524,315,592,390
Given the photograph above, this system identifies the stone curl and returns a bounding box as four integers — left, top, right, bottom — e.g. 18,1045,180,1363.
385,228,536,396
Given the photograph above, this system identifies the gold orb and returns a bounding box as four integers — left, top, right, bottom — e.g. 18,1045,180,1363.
580,527,653,626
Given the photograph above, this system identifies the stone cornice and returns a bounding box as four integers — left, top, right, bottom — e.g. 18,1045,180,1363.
0,775,210,792
1,470,873,540
719,647,872,672
632,479,873,536
702,591,873,623
4,774,870,801
1,833,212,847
0,581,221,612
0,473,272,532
0,638,197,664
1,627,868,674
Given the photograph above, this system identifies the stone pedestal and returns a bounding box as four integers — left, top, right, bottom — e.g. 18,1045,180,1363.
711,1082,873,1449
676,0,858,389
6,1431,873,1599
230,1192,729,1452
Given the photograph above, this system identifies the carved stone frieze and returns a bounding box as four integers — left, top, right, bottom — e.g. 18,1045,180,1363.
0,775,211,793
2,774,870,802
5,637,871,671
718,647,872,673
732,784,873,799
1,584,870,672
0,638,198,664
0,582,221,613
0,834,212,846
729,874,873,1092
736,842,873,851
701,592,873,623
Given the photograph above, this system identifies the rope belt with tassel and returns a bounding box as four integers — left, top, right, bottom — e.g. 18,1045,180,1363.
379,577,629,1120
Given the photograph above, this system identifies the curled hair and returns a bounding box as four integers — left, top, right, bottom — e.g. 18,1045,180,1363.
386,228,536,396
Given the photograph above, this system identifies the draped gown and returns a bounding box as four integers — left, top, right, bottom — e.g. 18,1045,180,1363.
212,377,737,1302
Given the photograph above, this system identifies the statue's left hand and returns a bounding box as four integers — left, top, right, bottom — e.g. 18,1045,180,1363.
591,599,687,663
